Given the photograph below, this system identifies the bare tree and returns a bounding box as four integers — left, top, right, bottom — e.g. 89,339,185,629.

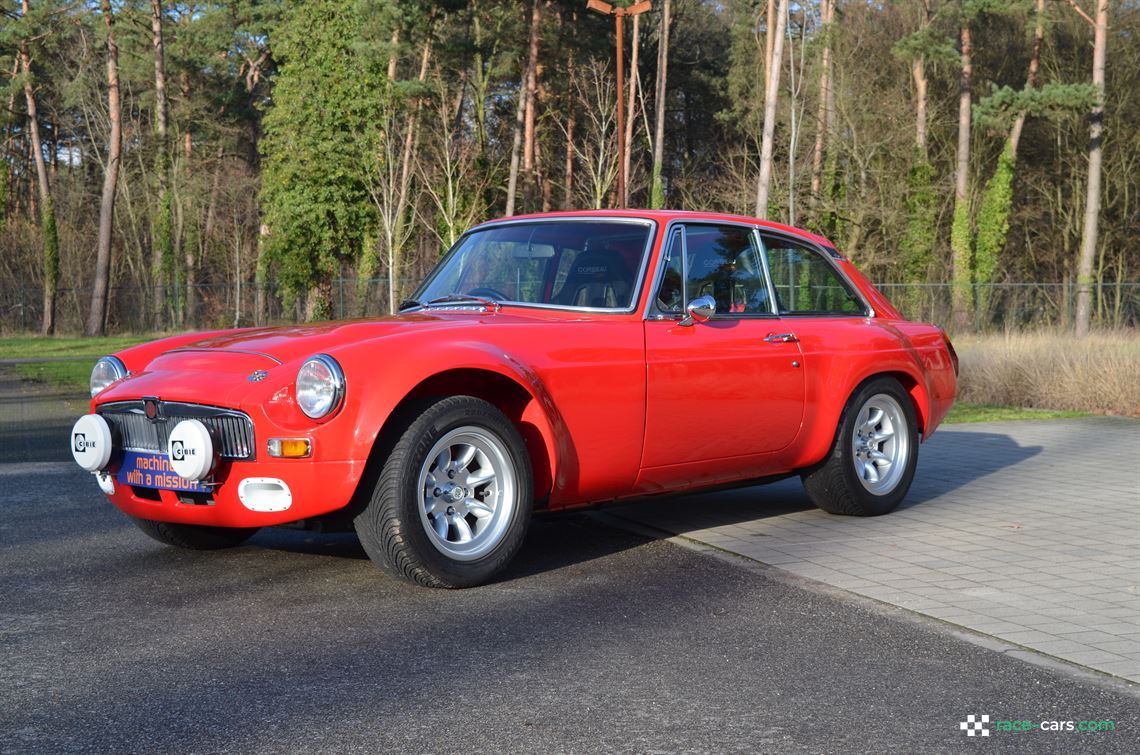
765,0,776,92
1074,0,1109,336
564,61,618,209
950,19,973,332
754,0,788,218
809,0,834,205
18,0,58,335
150,0,170,328
86,0,123,337
506,0,540,216
650,0,670,208
418,77,489,249
1008,0,1045,155
365,32,433,315
623,13,641,208
522,0,544,189
563,42,576,209
785,1,809,225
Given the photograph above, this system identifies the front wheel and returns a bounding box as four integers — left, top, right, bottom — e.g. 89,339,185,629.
801,377,919,516
354,396,533,588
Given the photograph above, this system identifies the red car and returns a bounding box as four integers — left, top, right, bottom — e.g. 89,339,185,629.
70,211,957,587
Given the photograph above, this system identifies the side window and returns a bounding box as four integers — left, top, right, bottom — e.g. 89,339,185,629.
656,229,685,312
656,225,771,315
762,237,864,315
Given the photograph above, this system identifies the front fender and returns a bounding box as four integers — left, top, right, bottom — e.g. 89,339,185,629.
332,338,566,497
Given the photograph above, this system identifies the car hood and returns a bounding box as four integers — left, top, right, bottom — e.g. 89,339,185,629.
165,314,470,366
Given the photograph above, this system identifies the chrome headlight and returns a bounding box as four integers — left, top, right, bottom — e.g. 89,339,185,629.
295,355,345,419
90,356,127,397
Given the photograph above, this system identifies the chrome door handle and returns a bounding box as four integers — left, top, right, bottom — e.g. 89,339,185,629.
764,333,799,343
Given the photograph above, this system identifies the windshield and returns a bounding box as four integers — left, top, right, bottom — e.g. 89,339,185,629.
412,220,653,310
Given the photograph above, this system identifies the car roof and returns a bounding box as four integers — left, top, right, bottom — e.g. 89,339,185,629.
474,209,837,251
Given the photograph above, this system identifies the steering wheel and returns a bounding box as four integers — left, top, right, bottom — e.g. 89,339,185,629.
466,287,509,301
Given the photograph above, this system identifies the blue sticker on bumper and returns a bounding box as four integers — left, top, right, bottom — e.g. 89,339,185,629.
117,451,209,493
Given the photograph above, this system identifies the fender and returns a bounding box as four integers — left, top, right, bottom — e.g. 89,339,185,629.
331,335,566,500
791,334,933,470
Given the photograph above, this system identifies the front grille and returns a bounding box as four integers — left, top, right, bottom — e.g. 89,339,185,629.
99,400,256,460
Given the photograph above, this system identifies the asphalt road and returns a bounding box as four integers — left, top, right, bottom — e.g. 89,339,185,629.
2,376,1139,752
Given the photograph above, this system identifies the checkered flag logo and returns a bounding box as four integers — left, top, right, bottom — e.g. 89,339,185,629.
960,714,990,737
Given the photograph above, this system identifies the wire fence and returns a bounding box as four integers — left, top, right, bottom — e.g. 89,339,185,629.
2,279,1138,334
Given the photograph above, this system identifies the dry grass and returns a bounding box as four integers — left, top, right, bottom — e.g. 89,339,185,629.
954,331,1140,416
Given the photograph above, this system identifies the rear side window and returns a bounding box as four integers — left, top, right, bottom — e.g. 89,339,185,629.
762,237,864,315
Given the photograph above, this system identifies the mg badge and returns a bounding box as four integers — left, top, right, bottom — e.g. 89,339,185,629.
143,398,161,421
248,370,269,383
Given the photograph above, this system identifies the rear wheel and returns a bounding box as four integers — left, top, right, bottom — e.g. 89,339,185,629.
354,396,533,588
129,516,259,550
801,377,919,516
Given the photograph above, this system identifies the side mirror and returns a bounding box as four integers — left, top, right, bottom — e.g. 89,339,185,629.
680,294,716,326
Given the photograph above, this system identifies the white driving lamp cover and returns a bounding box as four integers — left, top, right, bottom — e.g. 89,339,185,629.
71,414,113,472
167,419,215,481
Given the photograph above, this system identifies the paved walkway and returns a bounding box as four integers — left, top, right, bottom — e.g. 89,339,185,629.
610,418,1140,684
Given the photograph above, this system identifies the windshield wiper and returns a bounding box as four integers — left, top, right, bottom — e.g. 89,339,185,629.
398,298,422,311
423,293,501,310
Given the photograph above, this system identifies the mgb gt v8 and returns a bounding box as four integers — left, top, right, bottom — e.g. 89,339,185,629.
70,211,957,587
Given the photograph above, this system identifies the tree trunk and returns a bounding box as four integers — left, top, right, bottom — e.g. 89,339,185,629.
650,0,671,208
388,34,433,314
522,0,541,174
1009,0,1045,156
912,1,933,154
809,0,832,206
504,45,530,212
623,14,640,208
86,0,123,337
563,50,576,209
151,1,168,144
254,223,269,325
150,0,171,328
912,57,927,153
1074,0,1108,337
507,1,539,216
950,23,973,332
754,0,788,219
18,2,58,336
765,0,776,93
180,71,192,161
388,28,399,81
973,0,1047,310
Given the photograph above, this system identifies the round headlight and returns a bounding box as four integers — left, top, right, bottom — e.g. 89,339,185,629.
295,355,345,419
90,356,127,397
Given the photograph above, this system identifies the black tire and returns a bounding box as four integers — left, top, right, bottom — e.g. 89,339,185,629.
129,516,259,550
801,377,919,516
354,396,533,588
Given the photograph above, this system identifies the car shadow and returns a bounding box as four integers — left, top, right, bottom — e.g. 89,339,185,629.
250,430,1042,580
602,429,1044,533
250,510,651,584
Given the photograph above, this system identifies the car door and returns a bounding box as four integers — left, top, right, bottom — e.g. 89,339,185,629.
641,223,806,470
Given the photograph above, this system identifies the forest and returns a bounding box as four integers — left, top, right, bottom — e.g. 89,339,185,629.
1,0,1136,336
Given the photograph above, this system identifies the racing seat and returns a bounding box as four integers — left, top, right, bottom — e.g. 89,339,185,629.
555,248,632,308
687,241,769,314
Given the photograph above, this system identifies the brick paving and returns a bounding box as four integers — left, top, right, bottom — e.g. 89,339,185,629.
610,418,1140,684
